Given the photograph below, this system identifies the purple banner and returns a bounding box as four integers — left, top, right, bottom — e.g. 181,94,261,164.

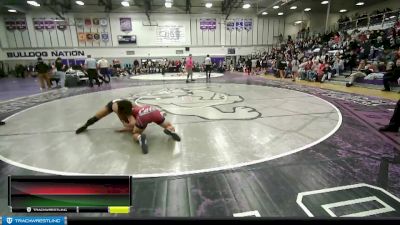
200,18,216,31
120,17,132,32
101,32,109,42
44,19,55,30
226,20,235,31
244,18,253,31
5,20,16,31
235,19,243,31
15,19,27,31
100,18,108,27
33,18,44,30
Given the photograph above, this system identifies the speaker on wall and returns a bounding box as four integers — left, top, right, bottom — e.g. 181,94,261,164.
185,47,190,51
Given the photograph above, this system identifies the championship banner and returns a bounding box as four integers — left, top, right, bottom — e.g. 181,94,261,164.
33,18,44,30
92,18,99,26
101,32,109,42
84,18,92,26
200,18,216,31
100,18,108,27
5,19,17,31
156,25,185,45
93,33,100,41
15,19,27,31
86,33,94,41
44,19,55,30
226,19,235,31
244,18,253,31
78,32,86,41
75,18,84,28
120,17,132,32
235,18,244,31
56,19,68,31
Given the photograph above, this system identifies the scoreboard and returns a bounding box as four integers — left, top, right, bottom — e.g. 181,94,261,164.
8,176,131,214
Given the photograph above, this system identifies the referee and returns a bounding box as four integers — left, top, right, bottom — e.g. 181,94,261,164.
205,54,212,81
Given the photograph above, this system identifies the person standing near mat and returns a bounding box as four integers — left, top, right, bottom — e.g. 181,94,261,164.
75,99,181,154
55,57,67,88
379,99,400,133
84,55,100,87
186,54,195,83
204,54,212,81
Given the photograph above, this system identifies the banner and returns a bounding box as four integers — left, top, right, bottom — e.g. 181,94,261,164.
44,19,55,30
101,32,109,42
86,33,94,41
120,17,132,32
100,18,108,27
226,20,235,31
244,18,253,31
75,18,84,28
15,19,27,31
78,32,86,41
200,18,216,31
93,33,100,41
56,19,68,31
235,19,243,31
33,18,44,30
92,18,99,26
84,18,92,26
156,25,185,45
5,19,16,31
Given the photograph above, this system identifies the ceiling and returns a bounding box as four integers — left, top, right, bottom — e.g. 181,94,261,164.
0,0,387,19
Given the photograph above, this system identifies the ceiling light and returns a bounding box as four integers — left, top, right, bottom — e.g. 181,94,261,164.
165,0,173,8
278,12,284,16
321,1,329,4
8,9,17,12
243,3,251,9
290,6,297,10
356,2,364,6
262,12,268,15
205,2,212,8
75,1,84,6
295,21,302,24
304,8,311,11
121,1,129,7
27,1,40,6
339,9,347,13
273,6,279,9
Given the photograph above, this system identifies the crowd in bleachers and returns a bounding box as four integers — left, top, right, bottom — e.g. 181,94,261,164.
235,12,400,91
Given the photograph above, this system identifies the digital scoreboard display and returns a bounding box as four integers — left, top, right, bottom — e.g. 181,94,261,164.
8,176,131,214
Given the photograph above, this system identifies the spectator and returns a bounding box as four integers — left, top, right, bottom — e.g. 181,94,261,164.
97,57,110,80
35,57,51,91
54,57,66,88
382,59,400,91
185,54,194,83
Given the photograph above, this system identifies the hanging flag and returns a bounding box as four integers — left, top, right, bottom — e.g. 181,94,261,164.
92,18,100,26
33,18,45,30
100,18,108,27
101,32,109,42
93,33,100,40
75,18,84,28
86,32,94,41
235,18,244,31
244,18,253,31
57,19,68,31
5,19,17,31
226,19,235,32
15,18,27,31
45,19,55,30
85,18,92,27
120,17,132,32
78,32,86,41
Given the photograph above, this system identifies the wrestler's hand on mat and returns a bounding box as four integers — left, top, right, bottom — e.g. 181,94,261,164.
115,127,133,133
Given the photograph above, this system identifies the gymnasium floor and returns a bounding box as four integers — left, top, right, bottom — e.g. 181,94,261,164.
0,72,399,217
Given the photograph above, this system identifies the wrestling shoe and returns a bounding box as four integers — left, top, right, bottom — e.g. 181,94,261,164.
75,125,87,134
138,134,148,154
0,121,5,125
164,129,181,142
